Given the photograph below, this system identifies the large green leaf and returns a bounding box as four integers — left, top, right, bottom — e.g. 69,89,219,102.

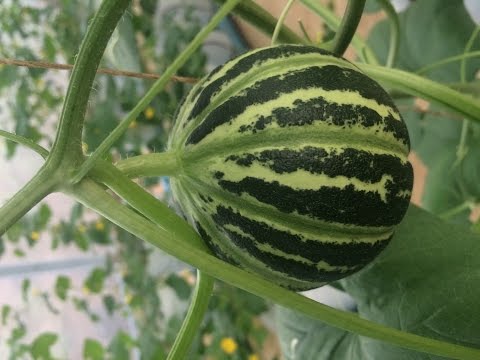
368,0,480,81
276,205,480,359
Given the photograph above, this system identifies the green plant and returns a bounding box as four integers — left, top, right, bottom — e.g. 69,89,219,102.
1,0,480,359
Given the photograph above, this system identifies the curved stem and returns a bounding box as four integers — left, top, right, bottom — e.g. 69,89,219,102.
271,0,296,45
416,51,480,75
72,0,242,185
70,179,480,360
90,160,208,253
460,26,480,83
439,201,473,220
331,0,366,57
300,0,377,64
214,0,306,45
167,271,215,360
0,165,59,237
0,129,49,159
376,0,399,67
359,63,480,123
115,152,179,178
49,0,130,169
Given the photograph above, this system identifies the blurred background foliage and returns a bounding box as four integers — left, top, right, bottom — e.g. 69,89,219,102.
1,0,480,359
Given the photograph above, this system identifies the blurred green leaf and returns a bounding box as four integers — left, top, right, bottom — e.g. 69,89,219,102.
74,231,89,251
0,236,5,256
165,273,192,301
34,204,52,231
83,339,105,360
21,279,30,302
84,268,106,294
102,295,116,316
368,0,480,81
108,331,136,360
2,305,11,325
55,276,71,301
30,332,57,360
6,221,23,243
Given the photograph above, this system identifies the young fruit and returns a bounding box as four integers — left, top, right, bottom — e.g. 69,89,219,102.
168,45,414,291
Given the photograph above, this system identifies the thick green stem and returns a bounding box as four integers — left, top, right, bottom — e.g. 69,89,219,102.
115,152,179,178
49,0,130,169
71,0,242,185
330,0,366,56
0,165,59,237
167,271,215,360
90,161,208,252
300,0,377,63
0,0,129,237
70,179,480,360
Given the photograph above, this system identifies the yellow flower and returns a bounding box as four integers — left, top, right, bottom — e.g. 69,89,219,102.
124,293,133,305
128,120,138,129
248,355,260,360
144,106,155,120
220,337,238,355
30,231,40,241
95,220,105,231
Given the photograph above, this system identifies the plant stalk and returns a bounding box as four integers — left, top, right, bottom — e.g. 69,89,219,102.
167,271,215,359
0,165,59,237
330,0,366,56
115,152,179,178
71,0,243,185
48,0,130,170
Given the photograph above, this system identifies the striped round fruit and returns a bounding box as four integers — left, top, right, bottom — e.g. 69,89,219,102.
168,44,414,291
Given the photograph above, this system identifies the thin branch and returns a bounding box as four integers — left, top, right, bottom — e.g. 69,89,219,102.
0,57,198,84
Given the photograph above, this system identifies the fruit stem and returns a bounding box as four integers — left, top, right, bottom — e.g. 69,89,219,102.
331,0,366,57
115,152,179,178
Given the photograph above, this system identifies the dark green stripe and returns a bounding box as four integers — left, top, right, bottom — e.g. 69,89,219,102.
212,205,391,267
237,96,409,148
225,147,411,184
215,174,413,227
186,65,402,146
188,45,335,121
211,206,365,285
195,221,241,266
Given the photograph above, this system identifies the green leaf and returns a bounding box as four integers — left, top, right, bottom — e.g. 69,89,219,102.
0,236,5,256
30,332,58,360
2,305,11,325
108,331,136,360
102,295,116,315
83,338,105,360
55,276,71,301
165,273,192,300
74,232,89,251
34,204,52,231
368,0,480,80
84,268,106,293
6,222,23,243
277,205,480,359
22,278,30,302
